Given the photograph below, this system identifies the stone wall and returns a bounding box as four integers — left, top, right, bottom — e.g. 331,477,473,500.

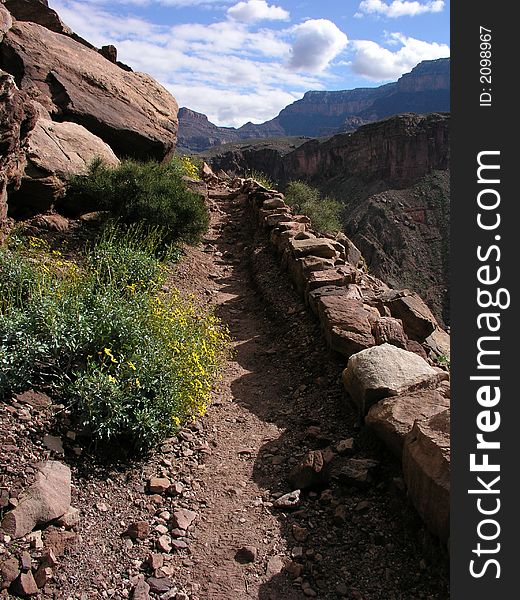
236,175,451,544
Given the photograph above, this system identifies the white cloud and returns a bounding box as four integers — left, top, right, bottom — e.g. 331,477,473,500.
357,0,444,18
289,19,348,72
350,32,449,79
227,0,289,23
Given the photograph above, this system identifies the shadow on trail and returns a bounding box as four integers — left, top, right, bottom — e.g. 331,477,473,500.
210,196,449,600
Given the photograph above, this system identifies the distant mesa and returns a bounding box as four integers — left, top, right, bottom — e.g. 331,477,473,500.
178,58,450,153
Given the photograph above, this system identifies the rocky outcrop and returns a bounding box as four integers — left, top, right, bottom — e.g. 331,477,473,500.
9,118,119,216
0,0,179,223
180,58,449,152
207,112,450,325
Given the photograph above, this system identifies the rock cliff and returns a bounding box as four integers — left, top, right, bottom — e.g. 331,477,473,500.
0,0,179,226
178,58,450,152
205,113,450,325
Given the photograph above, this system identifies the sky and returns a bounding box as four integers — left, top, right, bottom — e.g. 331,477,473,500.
49,1,450,127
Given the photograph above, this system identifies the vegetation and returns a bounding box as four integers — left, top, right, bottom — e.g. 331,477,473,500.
66,157,209,246
0,155,230,451
284,181,343,234
246,170,275,190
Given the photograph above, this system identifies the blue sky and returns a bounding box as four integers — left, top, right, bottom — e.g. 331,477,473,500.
49,1,450,127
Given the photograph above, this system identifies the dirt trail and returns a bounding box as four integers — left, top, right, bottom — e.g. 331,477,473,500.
168,190,449,600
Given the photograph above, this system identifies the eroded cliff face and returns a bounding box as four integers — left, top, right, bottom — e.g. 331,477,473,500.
179,58,450,152
205,113,450,325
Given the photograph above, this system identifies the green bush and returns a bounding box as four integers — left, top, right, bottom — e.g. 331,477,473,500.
0,229,228,451
246,170,275,190
65,157,209,245
285,181,343,234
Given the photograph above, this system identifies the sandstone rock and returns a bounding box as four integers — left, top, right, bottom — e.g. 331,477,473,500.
54,506,79,529
4,0,73,36
424,327,451,359
272,490,300,509
335,438,355,455
14,390,51,408
332,458,379,487
1,461,71,538
307,284,362,316
148,477,170,494
147,577,174,594
292,525,308,542
342,343,449,414
403,409,450,542
12,118,119,214
235,546,257,564
263,197,286,210
11,570,38,596
336,233,362,266
290,237,338,259
147,553,164,571
267,555,286,576
42,434,64,454
171,509,197,531
156,535,172,553
124,521,150,541
30,213,70,231
0,4,12,42
99,44,117,64
366,390,449,457
288,450,326,489
372,317,407,349
33,565,52,589
132,578,150,600
306,269,347,293
2,21,179,160
385,291,438,341
316,297,376,358
0,556,19,589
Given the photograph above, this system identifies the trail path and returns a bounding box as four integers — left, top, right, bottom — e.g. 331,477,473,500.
167,188,449,600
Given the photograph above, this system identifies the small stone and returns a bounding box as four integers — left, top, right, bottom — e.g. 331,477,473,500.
124,521,150,541
169,482,184,496
96,502,109,512
27,530,43,549
148,478,171,494
171,539,188,550
43,435,64,455
288,450,326,489
291,547,303,559
336,582,349,596
285,561,303,578
355,500,371,513
11,571,39,596
39,549,57,568
319,489,334,504
132,578,150,600
171,509,197,531
20,552,32,572
147,577,174,594
335,438,355,455
34,565,53,589
43,528,77,557
147,553,164,571
266,555,285,575
156,535,172,553
155,524,169,535
55,506,80,529
0,557,20,590
303,587,317,597
272,490,300,509
235,546,257,564
292,525,308,543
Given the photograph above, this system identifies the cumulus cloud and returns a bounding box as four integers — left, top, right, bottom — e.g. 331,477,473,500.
227,0,289,23
357,0,444,18
350,32,449,79
289,19,348,72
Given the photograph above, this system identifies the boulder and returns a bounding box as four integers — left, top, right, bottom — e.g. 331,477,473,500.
1,21,179,160
1,4,12,42
372,316,407,349
4,0,73,36
384,291,438,341
1,461,71,538
335,233,362,266
11,118,119,215
306,269,347,293
424,326,451,359
342,343,449,414
366,389,450,457
290,237,338,259
316,296,376,358
403,409,450,542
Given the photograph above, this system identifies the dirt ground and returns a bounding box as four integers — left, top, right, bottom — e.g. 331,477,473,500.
0,190,449,599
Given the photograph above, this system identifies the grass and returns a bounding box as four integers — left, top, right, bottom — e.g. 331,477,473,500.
284,181,343,235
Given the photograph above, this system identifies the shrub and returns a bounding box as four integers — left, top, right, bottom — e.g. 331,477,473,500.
0,229,229,451
180,155,201,180
65,157,209,245
285,181,343,234
246,170,275,190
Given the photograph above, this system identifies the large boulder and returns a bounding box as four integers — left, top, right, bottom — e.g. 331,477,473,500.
383,291,438,341
1,461,71,538
1,21,179,160
317,296,376,358
342,343,449,414
366,389,449,457
10,118,119,215
4,0,73,35
403,409,450,542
